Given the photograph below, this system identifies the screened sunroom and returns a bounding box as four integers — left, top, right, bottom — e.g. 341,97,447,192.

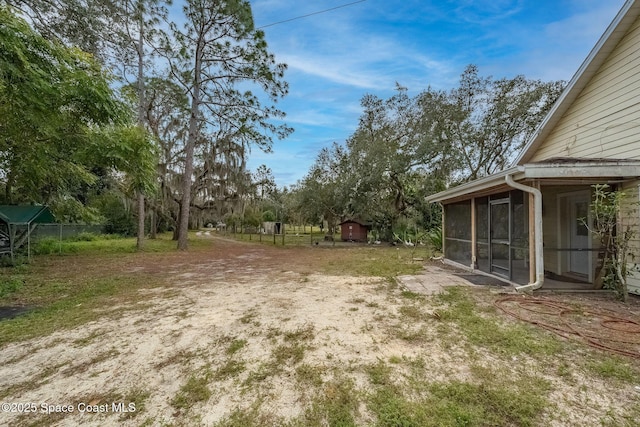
428,161,640,292
443,189,530,285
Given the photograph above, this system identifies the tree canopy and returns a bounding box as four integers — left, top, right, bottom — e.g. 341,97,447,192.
2,1,292,245
0,6,140,219
290,66,564,238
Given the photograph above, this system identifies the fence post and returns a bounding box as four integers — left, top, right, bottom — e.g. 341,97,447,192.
59,223,62,254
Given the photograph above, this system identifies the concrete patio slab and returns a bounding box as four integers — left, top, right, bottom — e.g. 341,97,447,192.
397,264,511,295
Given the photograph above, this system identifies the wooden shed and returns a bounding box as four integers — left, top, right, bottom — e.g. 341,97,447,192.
339,219,371,242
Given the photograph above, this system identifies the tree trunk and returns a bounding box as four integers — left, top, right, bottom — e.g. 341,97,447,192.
137,191,145,249
150,206,157,239
135,5,146,251
177,138,195,250
177,35,203,250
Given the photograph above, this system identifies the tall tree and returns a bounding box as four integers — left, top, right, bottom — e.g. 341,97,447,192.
441,65,564,182
344,87,445,230
253,164,276,200
162,0,290,250
7,0,111,59
296,143,349,233
109,0,169,249
0,7,131,217
140,77,190,237
290,66,563,238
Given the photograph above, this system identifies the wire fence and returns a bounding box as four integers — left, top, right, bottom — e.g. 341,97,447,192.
31,224,105,242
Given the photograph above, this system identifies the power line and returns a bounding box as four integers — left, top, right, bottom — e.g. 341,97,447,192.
257,0,368,29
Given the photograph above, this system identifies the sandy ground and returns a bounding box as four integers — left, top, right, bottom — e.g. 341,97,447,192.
0,237,639,426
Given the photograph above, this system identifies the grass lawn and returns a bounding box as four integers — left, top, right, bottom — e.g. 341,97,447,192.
0,233,639,426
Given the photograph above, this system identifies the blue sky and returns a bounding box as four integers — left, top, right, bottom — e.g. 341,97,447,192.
245,0,626,187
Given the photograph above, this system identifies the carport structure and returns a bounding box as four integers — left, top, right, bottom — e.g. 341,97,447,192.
0,205,55,261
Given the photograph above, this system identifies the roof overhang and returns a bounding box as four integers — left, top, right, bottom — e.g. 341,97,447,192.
523,160,640,179
0,205,56,225
426,167,523,203
426,160,640,204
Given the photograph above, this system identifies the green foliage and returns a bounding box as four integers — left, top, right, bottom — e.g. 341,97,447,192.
585,184,639,301
243,209,262,228
428,227,443,252
31,233,189,257
171,372,212,410
93,125,159,197
0,8,127,207
90,191,136,236
587,357,639,383
0,275,24,297
67,232,100,242
435,287,562,356
289,66,561,239
444,65,564,181
33,237,65,255
262,210,276,222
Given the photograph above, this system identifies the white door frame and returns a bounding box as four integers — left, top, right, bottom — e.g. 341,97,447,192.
556,190,593,283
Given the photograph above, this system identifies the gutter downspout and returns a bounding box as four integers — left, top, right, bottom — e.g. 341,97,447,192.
505,174,544,292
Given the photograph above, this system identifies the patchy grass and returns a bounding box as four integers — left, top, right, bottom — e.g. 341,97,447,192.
311,247,426,277
367,360,551,427
291,377,360,427
214,357,246,381
0,275,25,298
586,356,640,383
32,232,211,256
153,349,199,370
283,324,315,342
295,363,324,388
434,287,563,357
399,304,428,320
400,290,426,300
226,339,248,356
213,400,284,427
272,343,307,365
0,275,157,346
172,370,213,411
0,235,210,346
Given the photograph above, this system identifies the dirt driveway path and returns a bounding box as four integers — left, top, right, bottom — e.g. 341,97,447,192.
1,237,638,426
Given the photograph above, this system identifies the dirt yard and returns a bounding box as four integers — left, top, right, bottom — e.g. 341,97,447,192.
0,236,639,426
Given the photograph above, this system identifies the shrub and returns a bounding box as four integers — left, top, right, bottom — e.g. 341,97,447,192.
33,237,61,255
428,227,443,252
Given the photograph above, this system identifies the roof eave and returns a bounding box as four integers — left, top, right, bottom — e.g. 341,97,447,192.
523,160,640,179
426,167,523,203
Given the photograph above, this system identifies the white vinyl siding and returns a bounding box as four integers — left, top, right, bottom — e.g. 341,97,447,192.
621,180,640,254
624,181,640,295
531,16,640,162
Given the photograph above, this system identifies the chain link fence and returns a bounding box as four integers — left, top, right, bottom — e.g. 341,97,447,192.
31,224,105,242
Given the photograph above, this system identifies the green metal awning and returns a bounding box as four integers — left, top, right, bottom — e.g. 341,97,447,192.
0,205,56,260
0,205,55,225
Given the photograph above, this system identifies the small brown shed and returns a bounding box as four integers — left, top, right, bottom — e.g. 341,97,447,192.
339,219,371,242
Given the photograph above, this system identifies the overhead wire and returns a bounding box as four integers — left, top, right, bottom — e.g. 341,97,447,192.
257,0,368,29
